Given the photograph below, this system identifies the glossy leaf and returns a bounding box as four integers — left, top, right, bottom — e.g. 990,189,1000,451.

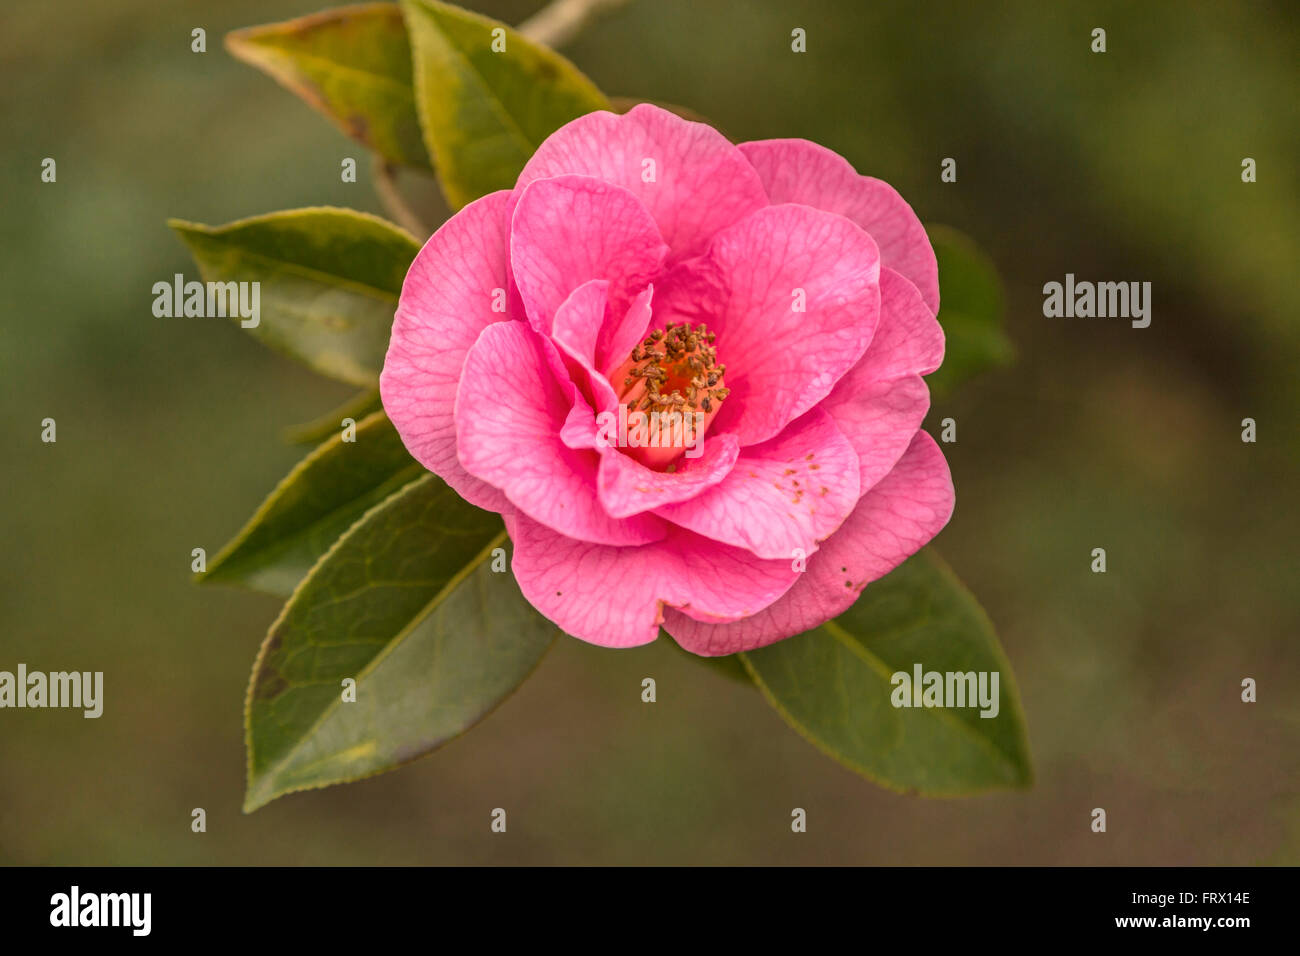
401,0,610,209
665,632,751,684
169,208,419,386
226,3,430,168
927,224,1014,397
245,474,555,811
284,390,385,445
741,549,1032,795
202,411,422,597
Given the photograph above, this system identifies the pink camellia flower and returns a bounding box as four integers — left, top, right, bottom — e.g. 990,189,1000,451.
381,104,954,656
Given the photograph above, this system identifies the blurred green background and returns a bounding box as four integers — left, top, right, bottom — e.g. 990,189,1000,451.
2,0,1297,864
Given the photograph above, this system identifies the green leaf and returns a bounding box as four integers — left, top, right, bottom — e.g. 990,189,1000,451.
201,411,422,598
741,550,1032,795
283,389,384,445
664,631,752,684
926,224,1014,397
169,208,419,386
401,0,610,209
245,474,555,811
226,3,430,168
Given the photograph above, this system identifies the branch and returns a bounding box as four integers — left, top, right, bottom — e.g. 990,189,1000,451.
372,157,431,239
518,0,631,48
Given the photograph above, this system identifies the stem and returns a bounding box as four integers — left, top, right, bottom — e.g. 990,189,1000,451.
518,0,631,48
372,157,431,239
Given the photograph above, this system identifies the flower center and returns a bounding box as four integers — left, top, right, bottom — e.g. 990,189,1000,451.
609,322,728,470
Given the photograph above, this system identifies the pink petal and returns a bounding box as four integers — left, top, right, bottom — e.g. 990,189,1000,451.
597,431,741,518
551,282,660,419
822,375,932,493
506,511,799,649
515,103,770,264
739,139,939,313
818,268,943,492
510,175,666,336
380,190,514,512
559,389,603,451
456,320,665,546
654,407,860,559
855,267,945,381
655,203,881,447
664,430,954,655
600,284,653,379
550,278,619,415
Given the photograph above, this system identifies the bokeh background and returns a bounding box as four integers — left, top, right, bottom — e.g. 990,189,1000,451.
2,0,1297,864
